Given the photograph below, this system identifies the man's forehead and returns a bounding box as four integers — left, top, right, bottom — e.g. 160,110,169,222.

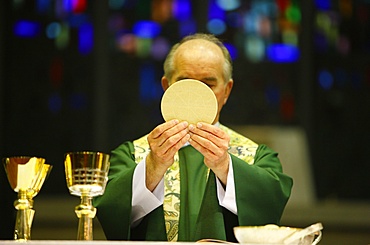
177,39,220,53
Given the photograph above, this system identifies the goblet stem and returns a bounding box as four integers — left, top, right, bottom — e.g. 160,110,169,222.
14,190,32,241
75,195,96,240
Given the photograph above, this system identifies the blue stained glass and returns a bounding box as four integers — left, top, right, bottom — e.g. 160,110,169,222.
314,32,329,52
63,0,73,13
318,70,334,90
139,63,162,104
243,13,259,34
226,12,242,28
224,42,238,60
14,20,41,38
173,0,192,21
216,0,240,11
67,14,89,28
46,22,62,39
266,44,299,63
207,19,226,35
78,23,94,55
133,21,161,38
314,0,331,11
251,0,277,17
179,19,197,37
37,0,51,14
208,0,225,20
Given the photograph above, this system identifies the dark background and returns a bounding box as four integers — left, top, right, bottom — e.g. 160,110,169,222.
1,0,369,240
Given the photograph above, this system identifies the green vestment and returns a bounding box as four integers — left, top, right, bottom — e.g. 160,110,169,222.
93,125,293,241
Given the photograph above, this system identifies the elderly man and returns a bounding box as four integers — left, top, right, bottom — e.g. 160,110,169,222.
94,33,293,242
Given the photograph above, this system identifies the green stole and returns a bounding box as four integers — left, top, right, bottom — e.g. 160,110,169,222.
133,124,258,241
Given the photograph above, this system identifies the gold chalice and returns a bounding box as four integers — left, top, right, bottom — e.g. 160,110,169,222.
3,156,52,241
64,151,110,240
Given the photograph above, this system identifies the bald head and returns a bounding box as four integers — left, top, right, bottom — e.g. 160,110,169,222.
163,33,233,84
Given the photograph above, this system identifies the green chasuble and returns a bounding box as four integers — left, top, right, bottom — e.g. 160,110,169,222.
93,125,293,241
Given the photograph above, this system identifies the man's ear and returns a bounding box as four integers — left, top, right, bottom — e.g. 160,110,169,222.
223,79,234,104
161,76,170,91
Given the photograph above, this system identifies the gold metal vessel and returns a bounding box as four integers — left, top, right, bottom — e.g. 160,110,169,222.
3,156,52,241
64,151,110,240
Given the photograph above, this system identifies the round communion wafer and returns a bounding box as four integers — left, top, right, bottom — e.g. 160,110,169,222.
161,79,218,125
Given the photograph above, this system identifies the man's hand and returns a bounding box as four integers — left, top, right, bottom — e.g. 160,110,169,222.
146,119,190,191
188,123,230,186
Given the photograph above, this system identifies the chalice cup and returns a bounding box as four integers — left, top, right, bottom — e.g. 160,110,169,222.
3,156,52,241
64,151,110,240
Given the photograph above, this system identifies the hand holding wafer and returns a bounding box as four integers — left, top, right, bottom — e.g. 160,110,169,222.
188,122,230,185
146,119,190,191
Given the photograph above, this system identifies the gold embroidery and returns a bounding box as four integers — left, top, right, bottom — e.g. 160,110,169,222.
220,125,258,164
163,151,180,241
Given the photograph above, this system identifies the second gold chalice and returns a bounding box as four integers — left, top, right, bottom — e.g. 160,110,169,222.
64,151,110,240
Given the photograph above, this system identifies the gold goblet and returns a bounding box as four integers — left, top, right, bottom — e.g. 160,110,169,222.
64,151,110,240
3,156,52,241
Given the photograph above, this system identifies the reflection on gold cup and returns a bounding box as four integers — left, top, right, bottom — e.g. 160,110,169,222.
64,151,110,240
3,156,52,241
